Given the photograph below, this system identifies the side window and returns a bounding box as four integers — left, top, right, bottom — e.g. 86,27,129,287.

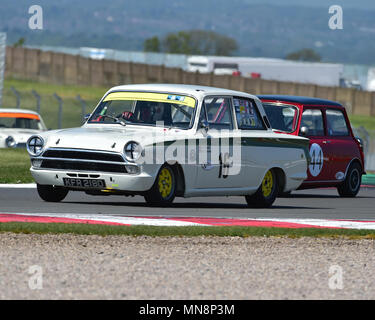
204,97,233,130
233,97,265,130
326,109,349,136
199,102,207,122
300,109,324,136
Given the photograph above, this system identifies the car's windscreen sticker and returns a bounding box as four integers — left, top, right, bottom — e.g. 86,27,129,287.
103,92,196,108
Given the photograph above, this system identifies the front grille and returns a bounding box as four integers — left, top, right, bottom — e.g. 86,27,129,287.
40,159,127,173
42,149,124,162
39,148,127,174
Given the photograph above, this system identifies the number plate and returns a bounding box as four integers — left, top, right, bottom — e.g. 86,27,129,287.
63,178,106,189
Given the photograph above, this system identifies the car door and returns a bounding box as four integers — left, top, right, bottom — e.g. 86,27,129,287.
233,96,268,189
194,96,241,189
299,107,334,182
324,107,358,181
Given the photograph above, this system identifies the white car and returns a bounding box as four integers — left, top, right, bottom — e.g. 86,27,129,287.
26,84,310,207
0,109,47,148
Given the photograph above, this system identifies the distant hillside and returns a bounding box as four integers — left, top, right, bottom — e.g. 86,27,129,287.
1,0,375,64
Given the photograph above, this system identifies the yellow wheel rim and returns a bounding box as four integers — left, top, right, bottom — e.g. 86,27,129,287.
158,168,173,199
261,170,274,198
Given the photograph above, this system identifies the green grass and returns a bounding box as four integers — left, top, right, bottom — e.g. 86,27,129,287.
0,149,33,183
349,114,375,132
2,78,107,129
1,221,375,238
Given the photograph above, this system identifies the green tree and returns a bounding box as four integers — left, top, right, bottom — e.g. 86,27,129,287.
163,30,238,56
285,48,322,62
143,36,160,52
13,37,25,48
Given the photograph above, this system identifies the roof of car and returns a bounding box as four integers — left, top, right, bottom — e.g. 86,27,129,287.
0,108,41,115
258,95,343,107
107,83,258,100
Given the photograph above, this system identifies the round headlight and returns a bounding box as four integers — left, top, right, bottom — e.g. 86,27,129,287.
5,136,16,148
27,136,45,156
124,141,142,162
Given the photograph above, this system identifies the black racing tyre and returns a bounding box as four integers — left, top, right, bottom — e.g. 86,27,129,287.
144,164,176,206
37,184,69,202
337,162,362,198
245,169,278,208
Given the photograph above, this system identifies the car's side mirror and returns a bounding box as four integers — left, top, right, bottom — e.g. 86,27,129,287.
83,113,91,122
299,126,309,136
355,137,364,152
199,119,209,131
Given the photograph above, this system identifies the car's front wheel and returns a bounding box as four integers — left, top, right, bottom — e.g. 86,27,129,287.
337,162,362,197
37,184,69,202
144,164,176,206
245,169,278,208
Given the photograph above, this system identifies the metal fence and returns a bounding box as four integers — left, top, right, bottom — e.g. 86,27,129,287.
3,88,89,130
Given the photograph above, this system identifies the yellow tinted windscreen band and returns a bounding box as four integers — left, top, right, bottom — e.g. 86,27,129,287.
103,92,196,108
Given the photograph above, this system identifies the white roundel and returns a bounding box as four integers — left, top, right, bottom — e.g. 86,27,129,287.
309,143,324,177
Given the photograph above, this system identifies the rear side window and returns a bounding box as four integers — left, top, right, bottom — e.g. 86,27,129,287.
233,97,265,130
300,109,324,136
204,97,233,130
326,109,349,136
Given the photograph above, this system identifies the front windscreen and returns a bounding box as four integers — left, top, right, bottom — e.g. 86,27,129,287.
262,103,298,133
0,114,43,130
88,92,197,129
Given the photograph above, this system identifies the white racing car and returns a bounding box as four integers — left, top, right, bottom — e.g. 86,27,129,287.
0,109,47,148
26,84,310,207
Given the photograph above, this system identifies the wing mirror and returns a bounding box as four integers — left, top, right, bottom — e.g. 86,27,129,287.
299,126,309,136
83,113,91,123
355,137,364,152
199,119,209,131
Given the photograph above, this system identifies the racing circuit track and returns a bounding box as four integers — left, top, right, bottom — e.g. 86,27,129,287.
0,186,374,221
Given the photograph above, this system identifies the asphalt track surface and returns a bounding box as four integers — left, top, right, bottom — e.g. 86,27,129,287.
0,186,374,220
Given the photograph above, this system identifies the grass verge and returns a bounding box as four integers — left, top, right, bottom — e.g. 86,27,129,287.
1,222,375,238
3,77,107,130
349,114,375,132
0,149,33,183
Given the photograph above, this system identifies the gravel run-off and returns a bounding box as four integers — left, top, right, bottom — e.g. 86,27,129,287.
1,233,375,299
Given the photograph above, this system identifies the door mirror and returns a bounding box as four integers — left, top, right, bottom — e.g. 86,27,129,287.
299,126,309,136
83,113,91,122
199,119,209,131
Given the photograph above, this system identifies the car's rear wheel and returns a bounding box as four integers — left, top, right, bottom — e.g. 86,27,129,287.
144,164,176,206
37,184,69,202
337,162,362,197
245,169,278,208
